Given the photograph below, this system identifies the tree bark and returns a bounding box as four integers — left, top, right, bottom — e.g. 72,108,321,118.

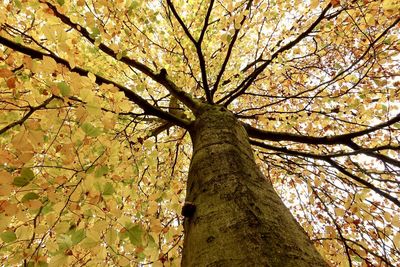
182,104,328,267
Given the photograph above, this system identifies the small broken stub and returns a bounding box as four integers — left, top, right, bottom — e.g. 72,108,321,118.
181,202,196,217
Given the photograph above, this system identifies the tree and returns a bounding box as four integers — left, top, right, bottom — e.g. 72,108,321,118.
0,0,399,265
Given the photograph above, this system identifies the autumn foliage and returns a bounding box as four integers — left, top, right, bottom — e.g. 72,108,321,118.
0,0,399,266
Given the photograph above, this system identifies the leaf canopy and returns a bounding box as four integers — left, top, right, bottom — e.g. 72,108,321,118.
0,0,399,266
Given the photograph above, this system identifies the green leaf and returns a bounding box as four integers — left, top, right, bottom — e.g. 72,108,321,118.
56,0,64,5
81,123,102,137
42,203,53,214
95,165,109,178
21,168,35,179
13,0,22,9
21,192,39,202
71,229,85,245
56,234,72,250
57,82,71,96
0,231,17,243
128,0,139,14
116,52,123,60
13,176,30,187
147,234,157,248
13,168,35,187
90,27,100,38
127,225,143,246
37,261,48,267
14,35,23,44
103,182,115,196
137,252,146,261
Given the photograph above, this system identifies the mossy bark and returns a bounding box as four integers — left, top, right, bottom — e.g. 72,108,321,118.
182,104,328,267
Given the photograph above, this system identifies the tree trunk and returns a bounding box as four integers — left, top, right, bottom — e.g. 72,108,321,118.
182,104,328,267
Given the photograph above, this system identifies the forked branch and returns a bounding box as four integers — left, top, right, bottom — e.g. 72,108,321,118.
250,139,400,208
41,1,201,112
0,36,190,128
166,0,212,103
217,3,332,105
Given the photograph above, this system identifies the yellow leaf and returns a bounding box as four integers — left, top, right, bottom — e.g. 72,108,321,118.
105,229,118,244
382,0,400,11
35,225,48,235
384,211,391,222
118,257,130,266
143,139,153,149
0,216,11,232
365,14,375,26
15,225,32,240
49,254,70,267
87,72,96,83
80,237,99,248
98,246,107,260
42,56,58,74
153,262,164,267
325,225,335,237
344,198,352,210
102,117,116,130
393,232,400,248
148,201,159,214
92,220,108,233
334,208,345,217
392,215,400,227
86,228,101,242
150,219,163,232
54,222,70,234
310,0,319,9
46,240,59,253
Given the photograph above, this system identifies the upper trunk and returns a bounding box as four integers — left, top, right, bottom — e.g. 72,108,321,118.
182,104,328,267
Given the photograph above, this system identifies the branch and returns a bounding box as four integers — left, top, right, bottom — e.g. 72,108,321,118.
347,140,400,168
252,139,386,159
41,1,201,112
0,96,56,135
251,139,399,162
165,0,197,44
148,122,174,137
312,189,353,267
211,0,253,97
250,139,400,208
221,13,399,106
198,0,215,44
0,35,190,128
244,112,400,145
246,112,400,167
218,3,332,105
326,159,400,208
166,0,211,103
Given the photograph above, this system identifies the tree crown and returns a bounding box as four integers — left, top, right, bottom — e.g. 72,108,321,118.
0,0,399,266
